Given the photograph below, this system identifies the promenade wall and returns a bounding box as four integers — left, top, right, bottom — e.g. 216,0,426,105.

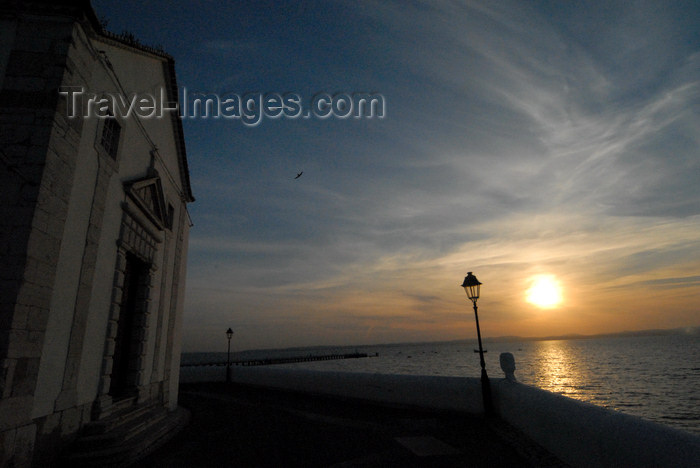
182,365,483,413
492,379,700,468
180,365,700,467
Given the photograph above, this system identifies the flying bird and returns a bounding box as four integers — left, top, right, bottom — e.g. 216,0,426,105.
294,171,303,179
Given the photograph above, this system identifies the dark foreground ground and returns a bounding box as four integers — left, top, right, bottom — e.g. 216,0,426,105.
135,382,566,467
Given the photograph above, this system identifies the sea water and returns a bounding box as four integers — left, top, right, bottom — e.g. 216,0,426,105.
181,333,700,435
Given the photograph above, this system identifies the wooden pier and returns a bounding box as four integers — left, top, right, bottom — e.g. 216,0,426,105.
182,352,371,368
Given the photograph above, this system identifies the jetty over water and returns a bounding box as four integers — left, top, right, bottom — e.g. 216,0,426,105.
182,352,370,367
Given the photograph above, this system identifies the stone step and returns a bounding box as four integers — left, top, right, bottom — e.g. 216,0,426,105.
82,400,153,435
71,406,168,452
63,407,189,468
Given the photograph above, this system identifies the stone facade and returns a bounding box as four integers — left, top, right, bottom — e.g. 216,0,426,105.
0,1,194,465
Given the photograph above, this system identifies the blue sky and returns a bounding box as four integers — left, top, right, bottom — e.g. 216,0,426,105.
93,0,700,352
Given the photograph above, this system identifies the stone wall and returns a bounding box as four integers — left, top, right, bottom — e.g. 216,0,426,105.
0,8,85,466
180,364,700,467
493,378,700,468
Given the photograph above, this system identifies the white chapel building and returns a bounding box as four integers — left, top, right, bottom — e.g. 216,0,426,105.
0,0,194,465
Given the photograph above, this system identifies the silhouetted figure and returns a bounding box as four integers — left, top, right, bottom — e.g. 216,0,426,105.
500,352,517,381
294,171,303,179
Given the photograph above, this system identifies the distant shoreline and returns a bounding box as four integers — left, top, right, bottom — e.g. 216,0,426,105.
182,325,699,355
485,324,700,344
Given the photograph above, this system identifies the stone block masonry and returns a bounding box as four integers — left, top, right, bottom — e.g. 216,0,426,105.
0,9,82,464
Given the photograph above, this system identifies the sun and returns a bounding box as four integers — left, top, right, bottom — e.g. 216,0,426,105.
526,275,563,308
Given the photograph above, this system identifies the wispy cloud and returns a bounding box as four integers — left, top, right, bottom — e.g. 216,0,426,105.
97,0,700,350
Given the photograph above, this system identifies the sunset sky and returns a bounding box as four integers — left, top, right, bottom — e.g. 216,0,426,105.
93,0,700,352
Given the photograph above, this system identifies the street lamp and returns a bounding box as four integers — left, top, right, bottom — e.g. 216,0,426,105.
461,272,494,415
226,328,233,383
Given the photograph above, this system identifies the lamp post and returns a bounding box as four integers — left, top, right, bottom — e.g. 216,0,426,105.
226,328,233,383
461,272,494,415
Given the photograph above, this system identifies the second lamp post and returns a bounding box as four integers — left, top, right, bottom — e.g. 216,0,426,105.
461,272,494,415
226,328,233,383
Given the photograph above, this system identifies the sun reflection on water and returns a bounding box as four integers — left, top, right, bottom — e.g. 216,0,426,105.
529,340,613,408
532,341,581,395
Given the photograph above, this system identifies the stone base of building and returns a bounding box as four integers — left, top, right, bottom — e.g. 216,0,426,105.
1,399,189,467
59,403,190,467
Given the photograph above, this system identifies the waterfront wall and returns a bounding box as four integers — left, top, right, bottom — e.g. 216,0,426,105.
182,365,484,413
181,364,700,467
493,379,700,468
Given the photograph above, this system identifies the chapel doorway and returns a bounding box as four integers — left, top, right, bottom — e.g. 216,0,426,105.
110,253,149,397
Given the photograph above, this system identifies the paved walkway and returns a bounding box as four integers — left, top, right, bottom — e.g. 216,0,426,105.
134,382,563,467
